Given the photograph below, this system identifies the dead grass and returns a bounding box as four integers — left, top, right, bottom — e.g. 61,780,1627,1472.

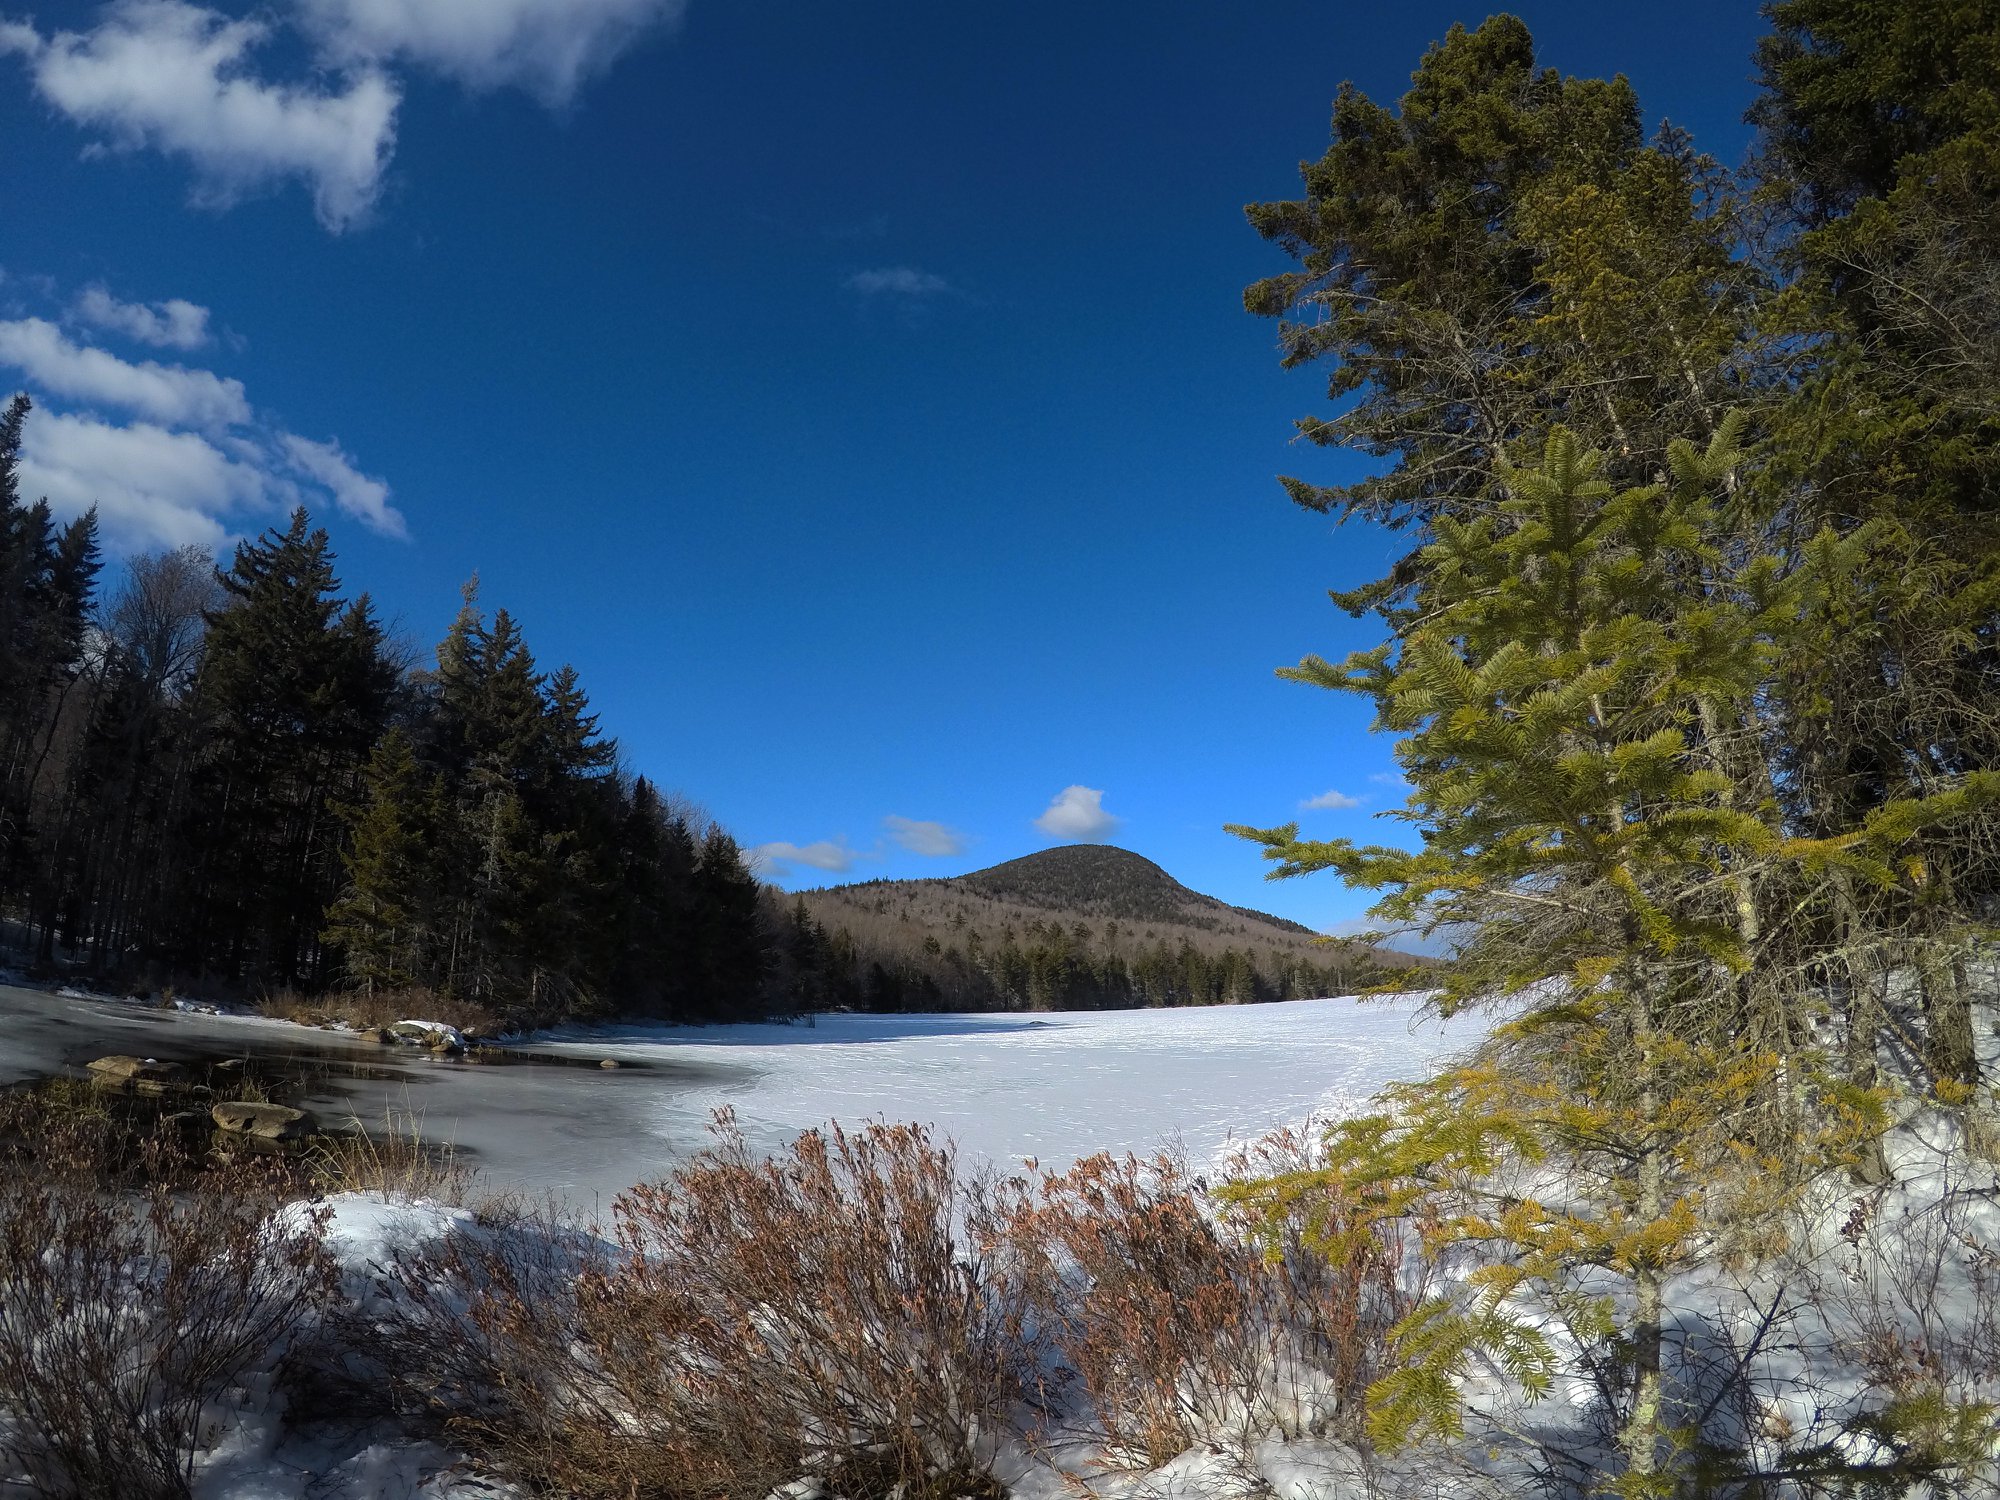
254,985,505,1038
305,1105,472,1203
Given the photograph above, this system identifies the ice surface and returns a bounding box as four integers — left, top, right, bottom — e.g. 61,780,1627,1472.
0,985,1474,1212
529,994,1474,1189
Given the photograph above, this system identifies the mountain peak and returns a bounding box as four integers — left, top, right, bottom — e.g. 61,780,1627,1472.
957,844,1221,925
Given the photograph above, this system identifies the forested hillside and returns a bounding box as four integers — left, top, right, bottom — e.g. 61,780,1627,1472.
787,844,1417,1012
0,439,771,1026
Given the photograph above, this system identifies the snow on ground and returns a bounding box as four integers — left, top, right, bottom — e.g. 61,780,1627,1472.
531,993,1475,1183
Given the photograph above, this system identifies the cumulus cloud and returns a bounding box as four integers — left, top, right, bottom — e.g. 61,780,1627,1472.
1301,789,1363,810
75,286,212,349
749,839,858,877
280,432,405,538
1,1,400,230
298,0,688,103
844,266,953,297
1033,785,1121,843
883,815,969,858
0,317,249,428
17,410,258,552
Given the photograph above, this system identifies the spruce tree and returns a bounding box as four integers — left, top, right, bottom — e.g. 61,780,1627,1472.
1229,423,1995,1488
184,509,392,985
323,730,440,994
690,825,769,1016
1243,16,1757,533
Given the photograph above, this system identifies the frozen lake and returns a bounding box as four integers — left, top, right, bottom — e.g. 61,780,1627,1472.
0,986,1473,1212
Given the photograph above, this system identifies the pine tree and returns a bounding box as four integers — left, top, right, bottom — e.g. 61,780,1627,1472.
322,730,440,994
1243,16,1757,534
1228,424,1995,1488
184,509,393,985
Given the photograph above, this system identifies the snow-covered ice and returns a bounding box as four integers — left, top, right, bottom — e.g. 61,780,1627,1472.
529,993,1473,1189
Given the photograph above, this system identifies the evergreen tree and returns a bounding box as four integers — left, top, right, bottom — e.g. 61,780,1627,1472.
603,777,701,1018
1230,423,1996,1488
183,509,393,985
689,826,769,1016
322,730,442,994
1243,16,1757,535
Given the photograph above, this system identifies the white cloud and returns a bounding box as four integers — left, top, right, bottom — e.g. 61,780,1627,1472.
845,266,953,297
0,317,248,428
1034,785,1121,843
1368,771,1407,787
298,0,687,102
750,839,858,877
3,282,407,551
280,432,405,538
75,286,212,349
883,815,969,858
3,1,399,231
1301,789,1363,810
16,410,262,552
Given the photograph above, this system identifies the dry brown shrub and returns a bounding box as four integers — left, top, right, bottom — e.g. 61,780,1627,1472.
368,1114,1037,1499
0,1124,334,1500
997,1149,1277,1469
995,1129,1421,1471
1217,1120,1426,1434
350,1193,637,1495
597,1112,1040,1497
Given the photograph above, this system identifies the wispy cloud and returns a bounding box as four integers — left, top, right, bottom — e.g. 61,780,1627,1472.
1368,771,1407,787
749,839,859,877
1,2,400,231
2,280,407,549
75,286,211,350
298,0,688,104
279,433,403,539
1301,789,1363,811
1034,785,1121,843
0,318,248,429
883,815,969,858
844,266,953,298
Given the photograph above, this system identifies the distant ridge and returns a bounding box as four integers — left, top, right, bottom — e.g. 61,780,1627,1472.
791,844,1419,1013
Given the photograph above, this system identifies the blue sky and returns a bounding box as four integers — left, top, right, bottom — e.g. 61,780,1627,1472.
0,0,1768,936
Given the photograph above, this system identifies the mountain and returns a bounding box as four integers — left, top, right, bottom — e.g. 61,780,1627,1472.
784,845,1422,1014
956,844,1323,934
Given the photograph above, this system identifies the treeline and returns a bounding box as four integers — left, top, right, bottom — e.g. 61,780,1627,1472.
776,903,1390,1013
0,426,773,1026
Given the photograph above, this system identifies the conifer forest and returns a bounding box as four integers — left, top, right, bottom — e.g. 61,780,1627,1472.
0,450,772,1025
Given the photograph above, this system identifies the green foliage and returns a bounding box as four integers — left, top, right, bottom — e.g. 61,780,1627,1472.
1244,16,1757,531
1227,417,1989,1482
